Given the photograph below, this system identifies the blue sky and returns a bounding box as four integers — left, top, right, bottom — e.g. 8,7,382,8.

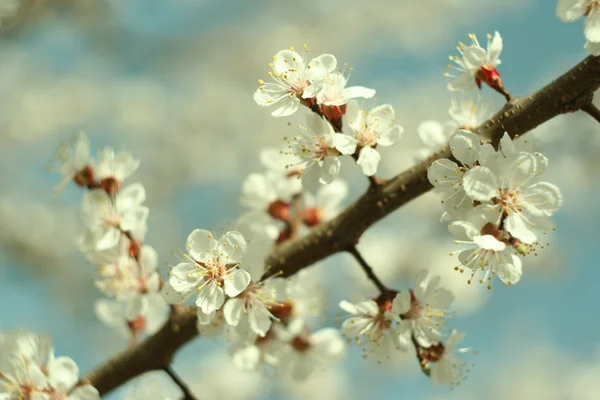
1,0,599,399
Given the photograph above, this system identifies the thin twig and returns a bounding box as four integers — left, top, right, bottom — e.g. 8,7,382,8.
581,103,600,124
347,246,388,293
164,365,199,400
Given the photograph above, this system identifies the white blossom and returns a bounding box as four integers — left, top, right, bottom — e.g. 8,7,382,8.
446,32,503,92
423,331,471,386
92,147,140,183
286,113,355,188
342,100,404,176
316,70,375,107
274,319,345,381
586,39,600,55
449,205,523,286
0,331,100,400
392,270,454,347
462,138,562,244
55,132,91,191
94,294,168,343
169,229,251,315
254,47,337,117
223,240,285,337
427,129,486,219
338,298,403,359
80,183,149,251
556,0,600,42
301,179,348,226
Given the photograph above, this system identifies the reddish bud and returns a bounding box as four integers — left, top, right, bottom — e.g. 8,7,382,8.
301,207,322,227
127,315,147,334
73,166,95,188
476,65,510,100
128,238,142,260
268,200,291,222
276,225,292,244
374,290,399,313
319,104,346,132
270,301,294,322
100,177,122,197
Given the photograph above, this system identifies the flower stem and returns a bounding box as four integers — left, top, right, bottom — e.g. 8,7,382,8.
581,103,600,124
163,365,199,400
347,246,388,293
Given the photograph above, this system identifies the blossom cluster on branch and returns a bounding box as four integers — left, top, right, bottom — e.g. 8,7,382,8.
2,1,594,398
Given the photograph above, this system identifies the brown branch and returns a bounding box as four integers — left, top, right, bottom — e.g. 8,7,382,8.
348,246,388,293
581,103,600,124
164,365,199,400
86,305,197,396
266,54,600,278
83,54,600,395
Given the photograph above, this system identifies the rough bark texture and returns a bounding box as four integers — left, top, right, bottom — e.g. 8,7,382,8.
86,54,600,396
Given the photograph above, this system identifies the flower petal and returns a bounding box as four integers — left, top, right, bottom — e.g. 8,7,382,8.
450,129,480,166
223,269,251,297
223,298,244,326
356,147,381,176
463,166,498,202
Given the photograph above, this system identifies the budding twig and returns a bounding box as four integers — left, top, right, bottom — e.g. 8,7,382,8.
347,246,388,293
163,365,199,400
581,103,600,124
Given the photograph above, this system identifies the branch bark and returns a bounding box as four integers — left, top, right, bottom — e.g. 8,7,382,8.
84,54,600,395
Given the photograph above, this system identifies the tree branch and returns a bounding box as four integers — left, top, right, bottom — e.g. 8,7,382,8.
86,305,197,396
348,246,388,293
164,365,199,400
83,54,600,395
581,103,600,124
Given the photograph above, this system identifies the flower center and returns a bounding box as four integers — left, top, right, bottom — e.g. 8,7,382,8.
356,128,378,147
496,188,522,214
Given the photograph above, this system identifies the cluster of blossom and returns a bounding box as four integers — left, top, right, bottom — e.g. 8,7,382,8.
416,95,490,161
337,270,471,385
254,46,403,185
165,228,345,381
556,0,600,56
0,330,99,399
251,46,475,385
237,146,348,243
55,133,169,346
428,130,563,287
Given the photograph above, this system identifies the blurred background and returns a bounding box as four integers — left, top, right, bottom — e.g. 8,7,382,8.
1,0,599,398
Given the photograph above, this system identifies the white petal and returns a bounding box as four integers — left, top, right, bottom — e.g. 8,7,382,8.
585,9,600,44
169,262,201,293
356,147,381,176
196,281,225,314
431,359,455,385
450,129,480,166
462,46,486,71
523,182,562,216
505,214,538,244
494,254,523,285
556,0,587,21
69,385,100,400
223,269,251,297
119,206,149,232
306,54,337,80
186,229,217,263
344,100,365,133
315,179,348,218
334,134,358,155
341,317,372,337
486,31,503,64
339,300,359,315
473,234,506,251
48,356,79,391
447,72,476,92
140,245,158,275
448,221,478,241
339,86,376,102
249,307,273,337
367,104,395,133
462,166,498,202
377,125,403,147
116,183,146,212
427,158,461,190
585,40,600,55
217,231,247,264
391,290,411,314
233,346,261,371
223,298,244,326
318,157,341,184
